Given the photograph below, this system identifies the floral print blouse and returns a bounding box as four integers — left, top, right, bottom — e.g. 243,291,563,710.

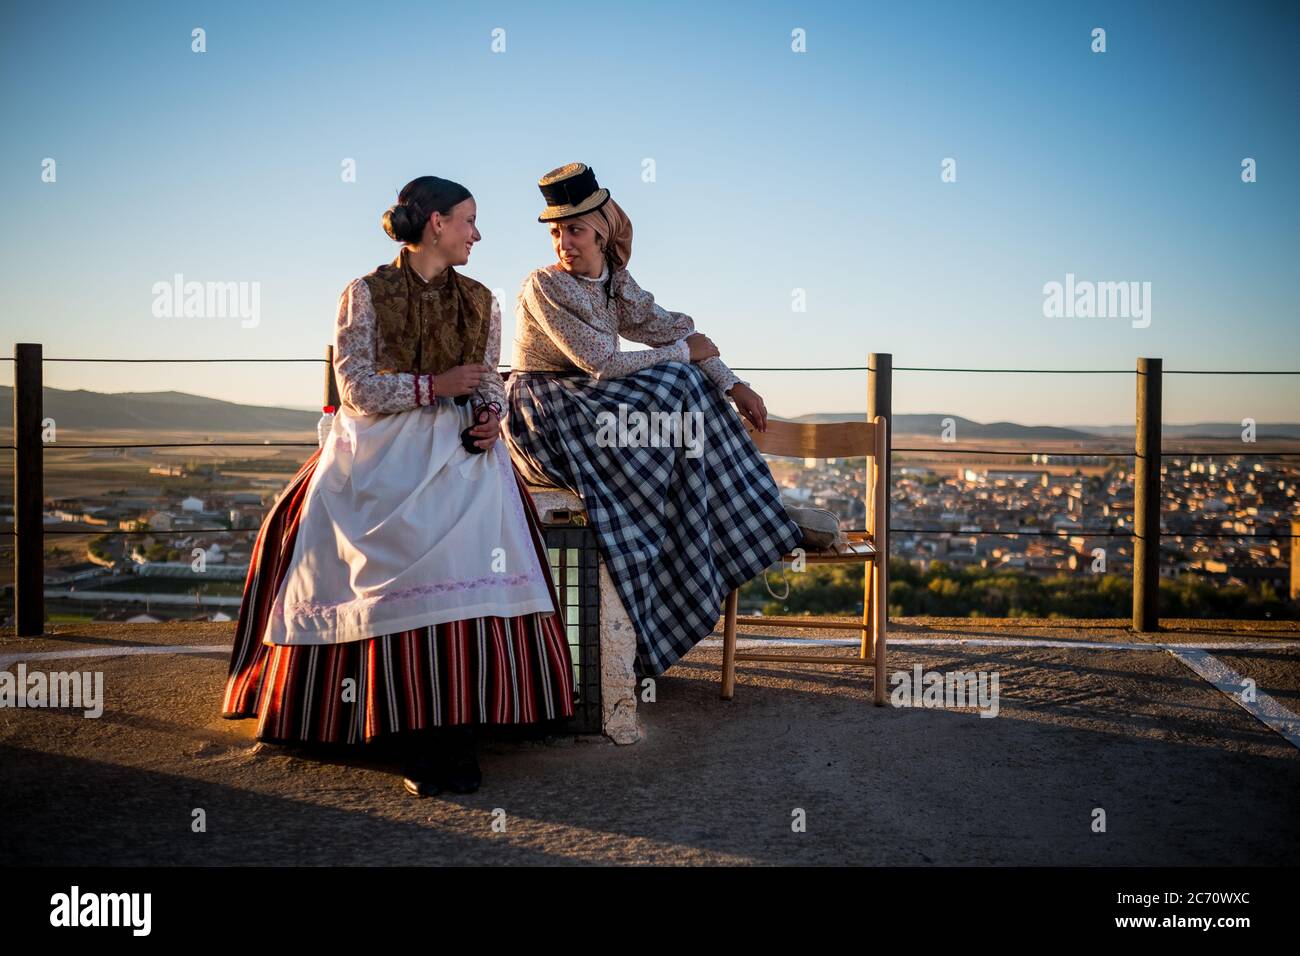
334,277,507,417
511,263,748,393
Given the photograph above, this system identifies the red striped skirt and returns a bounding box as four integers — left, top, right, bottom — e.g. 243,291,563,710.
221,446,576,745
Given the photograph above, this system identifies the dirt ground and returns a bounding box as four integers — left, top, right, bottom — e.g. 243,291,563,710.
1,617,1297,866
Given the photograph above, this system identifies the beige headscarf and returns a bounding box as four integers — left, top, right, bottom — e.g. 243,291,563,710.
569,196,633,301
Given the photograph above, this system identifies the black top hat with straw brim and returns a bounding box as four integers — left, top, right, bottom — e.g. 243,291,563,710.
537,163,611,222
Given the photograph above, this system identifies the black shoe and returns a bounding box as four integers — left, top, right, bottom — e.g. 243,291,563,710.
439,726,482,794
401,754,441,797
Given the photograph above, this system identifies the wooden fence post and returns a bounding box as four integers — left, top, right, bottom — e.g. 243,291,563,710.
324,345,339,409
1289,518,1299,602
1133,356,1162,631
868,352,892,621
14,343,44,636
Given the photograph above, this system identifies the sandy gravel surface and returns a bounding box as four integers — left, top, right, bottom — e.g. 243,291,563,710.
1,618,1297,865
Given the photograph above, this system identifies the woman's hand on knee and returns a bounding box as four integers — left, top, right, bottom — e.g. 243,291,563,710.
685,333,719,363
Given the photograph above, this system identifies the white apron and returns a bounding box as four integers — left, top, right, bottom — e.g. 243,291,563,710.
263,398,556,645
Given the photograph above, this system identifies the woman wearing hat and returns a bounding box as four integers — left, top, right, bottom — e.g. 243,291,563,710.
223,175,575,796
504,163,802,677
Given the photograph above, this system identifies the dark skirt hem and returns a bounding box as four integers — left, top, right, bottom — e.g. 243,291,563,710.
222,444,577,747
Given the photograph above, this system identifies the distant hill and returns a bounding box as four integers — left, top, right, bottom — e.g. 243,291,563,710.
0,386,318,432
2,387,1296,442
792,412,1300,442
790,413,1100,441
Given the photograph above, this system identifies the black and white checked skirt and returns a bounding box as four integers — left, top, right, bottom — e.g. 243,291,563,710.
504,361,802,676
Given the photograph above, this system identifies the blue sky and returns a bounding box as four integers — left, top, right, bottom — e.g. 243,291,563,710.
2,0,1296,425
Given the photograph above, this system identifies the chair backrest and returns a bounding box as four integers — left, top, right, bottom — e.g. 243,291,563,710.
743,417,882,460
743,415,889,539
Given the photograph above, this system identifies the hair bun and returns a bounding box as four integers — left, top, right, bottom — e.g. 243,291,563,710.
382,202,422,243
382,177,471,243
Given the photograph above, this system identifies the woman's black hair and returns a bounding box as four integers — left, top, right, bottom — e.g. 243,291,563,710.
382,176,473,244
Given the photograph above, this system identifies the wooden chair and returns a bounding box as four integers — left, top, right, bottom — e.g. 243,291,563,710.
721,415,889,705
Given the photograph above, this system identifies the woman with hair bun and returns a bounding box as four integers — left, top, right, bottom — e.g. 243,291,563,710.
223,175,575,797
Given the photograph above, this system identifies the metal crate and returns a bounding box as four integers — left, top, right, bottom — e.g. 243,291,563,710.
543,525,602,734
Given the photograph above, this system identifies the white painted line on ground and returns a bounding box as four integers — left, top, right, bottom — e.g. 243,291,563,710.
699,636,1300,652
0,644,229,668
1167,649,1300,751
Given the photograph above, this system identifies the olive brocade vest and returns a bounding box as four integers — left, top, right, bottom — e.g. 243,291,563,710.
363,247,492,377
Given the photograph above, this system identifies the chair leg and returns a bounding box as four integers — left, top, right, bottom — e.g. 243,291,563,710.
860,560,873,660
721,589,739,700
873,560,888,706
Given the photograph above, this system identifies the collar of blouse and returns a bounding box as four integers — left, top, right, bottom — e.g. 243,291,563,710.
574,261,610,283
